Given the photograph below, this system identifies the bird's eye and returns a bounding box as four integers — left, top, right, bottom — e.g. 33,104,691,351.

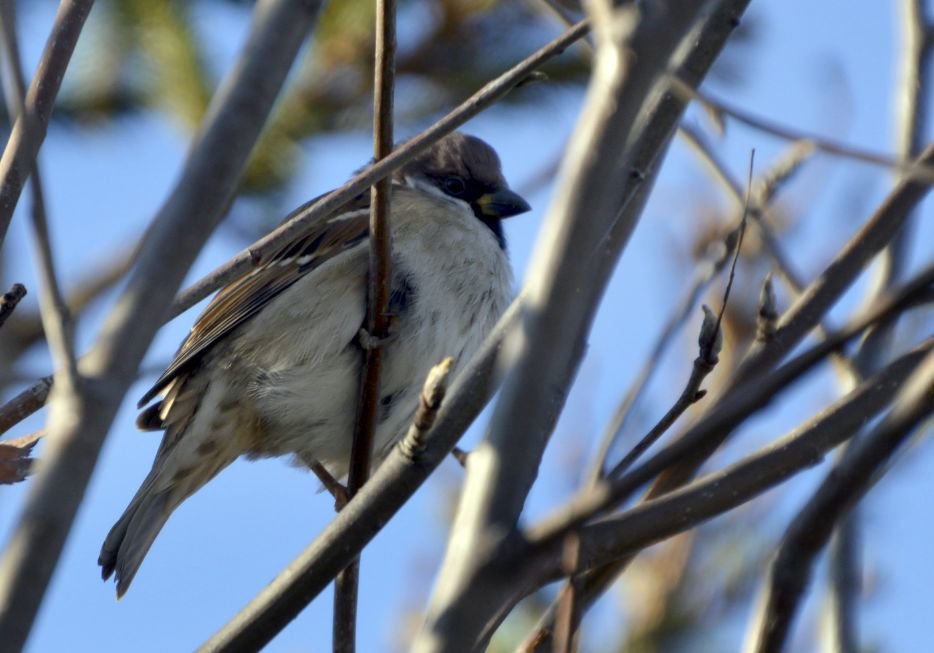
442,176,467,196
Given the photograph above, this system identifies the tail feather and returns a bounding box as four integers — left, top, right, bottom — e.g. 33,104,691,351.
103,376,242,596
99,475,172,598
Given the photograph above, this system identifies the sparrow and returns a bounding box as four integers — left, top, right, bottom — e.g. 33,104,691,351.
99,132,530,597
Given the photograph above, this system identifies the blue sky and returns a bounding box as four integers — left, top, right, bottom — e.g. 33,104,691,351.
1,1,933,651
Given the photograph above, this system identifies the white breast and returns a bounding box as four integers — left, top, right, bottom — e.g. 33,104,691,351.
239,188,513,478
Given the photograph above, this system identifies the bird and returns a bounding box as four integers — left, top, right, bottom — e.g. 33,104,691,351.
98,132,530,597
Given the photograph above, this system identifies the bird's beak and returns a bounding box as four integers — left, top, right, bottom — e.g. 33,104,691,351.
476,188,531,219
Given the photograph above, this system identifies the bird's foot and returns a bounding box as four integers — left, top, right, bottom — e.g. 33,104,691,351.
308,460,350,511
356,314,398,351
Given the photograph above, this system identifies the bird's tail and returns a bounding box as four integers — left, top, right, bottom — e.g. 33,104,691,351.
99,444,234,598
98,471,174,599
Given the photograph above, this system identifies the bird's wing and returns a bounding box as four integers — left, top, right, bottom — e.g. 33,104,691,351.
138,193,371,408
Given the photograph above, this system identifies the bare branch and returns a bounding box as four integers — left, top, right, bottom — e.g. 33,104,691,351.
821,2,933,647
0,2,323,649
606,304,723,480
334,1,397,649
558,337,934,580
742,348,934,653
518,336,934,651
586,225,732,484
0,0,93,247
645,137,934,510
679,124,862,386
0,283,26,330
589,132,807,486
0,375,51,437
673,77,934,181
529,263,934,547
416,3,735,649
679,123,814,296
0,0,80,390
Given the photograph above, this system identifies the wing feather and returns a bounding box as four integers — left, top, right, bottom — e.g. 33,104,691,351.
138,194,371,408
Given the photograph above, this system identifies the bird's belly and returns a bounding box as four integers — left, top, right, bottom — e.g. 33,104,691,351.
246,273,507,478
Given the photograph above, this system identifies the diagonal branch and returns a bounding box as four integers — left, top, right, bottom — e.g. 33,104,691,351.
0,0,93,248
673,77,934,181
528,262,934,547
741,348,934,653
0,0,80,390
415,3,741,650
567,338,934,578
513,337,934,652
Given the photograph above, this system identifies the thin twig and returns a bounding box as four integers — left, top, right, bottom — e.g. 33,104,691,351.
672,76,934,183
519,259,933,649
647,137,934,506
605,145,750,480
587,139,795,485
679,123,813,295
333,1,396,650
0,0,93,248
585,229,732,484
0,283,26,330
679,124,863,385
0,0,80,388
607,304,722,480
742,348,934,653
398,358,454,459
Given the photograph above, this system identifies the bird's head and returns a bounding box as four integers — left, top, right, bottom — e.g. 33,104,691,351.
395,132,531,248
